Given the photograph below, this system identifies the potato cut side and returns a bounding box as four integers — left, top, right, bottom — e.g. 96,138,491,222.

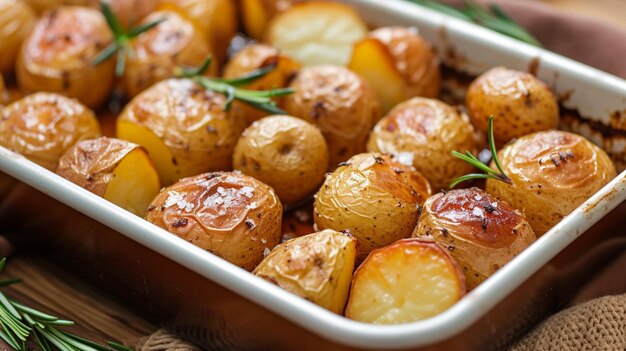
266,2,368,67
345,238,465,324
104,148,160,216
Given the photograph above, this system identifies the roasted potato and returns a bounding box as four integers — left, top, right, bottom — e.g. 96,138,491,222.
16,6,115,108
284,65,381,166
486,130,616,236
145,171,282,271
349,27,441,112
0,93,101,170
233,116,329,206
367,97,478,191
466,67,559,145
254,229,357,313
21,0,91,14
0,75,7,106
265,2,368,67
57,137,161,216
122,9,215,98
413,188,536,289
314,153,431,257
117,78,246,185
0,0,36,75
345,238,465,324
223,43,300,124
241,0,297,40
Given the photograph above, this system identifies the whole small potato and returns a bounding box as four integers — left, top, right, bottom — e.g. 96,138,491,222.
367,97,478,191
466,67,559,144
0,93,101,170
16,7,115,108
224,44,301,124
314,153,431,257
146,171,282,271
117,78,247,185
413,188,536,289
233,116,329,206
0,0,36,75
486,130,616,236
254,229,357,314
284,66,381,167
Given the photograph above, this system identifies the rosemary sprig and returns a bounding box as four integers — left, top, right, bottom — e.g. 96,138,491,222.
407,0,542,47
174,57,294,114
92,2,165,76
0,258,133,351
449,115,512,188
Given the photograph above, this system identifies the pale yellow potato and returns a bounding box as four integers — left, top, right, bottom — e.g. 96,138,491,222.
0,93,101,170
16,7,115,108
0,0,36,75
117,78,247,185
146,171,282,271
254,229,357,314
265,2,368,67
413,188,536,289
486,130,616,236
57,137,161,216
466,67,559,145
284,65,381,167
233,116,329,206
223,43,300,125
367,97,478,191
241,0,297,40
349,27,441,112
345,238,465,324
314,153,431,258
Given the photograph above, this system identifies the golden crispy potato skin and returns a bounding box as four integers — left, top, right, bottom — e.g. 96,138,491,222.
0,0,36,75
367,97,477,191
242,0,296,40
253,229,357,314
122,10,214,98
466,67,559,144
486,131,616,236
117,78,247,185
16,7,115,108
314,153,431,257
224,44,301,125
284,66,381,167
146,172,282,271
413,188,536,289
0,93,101,170
233,115,329,206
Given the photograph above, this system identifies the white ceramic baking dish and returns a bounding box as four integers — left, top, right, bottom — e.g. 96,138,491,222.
1,0,626,350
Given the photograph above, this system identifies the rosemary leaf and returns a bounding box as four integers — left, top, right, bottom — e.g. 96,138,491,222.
215,63,277,86
0,326,21,350
0,293,21,320
127,17,165,38
0,278,22,287
33,329,53,351
11,299,58,321
100,2,124,37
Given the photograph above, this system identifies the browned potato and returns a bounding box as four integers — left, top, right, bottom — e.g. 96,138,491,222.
0,0,36,75
117,78,247,185
0,93,101,170
314,153,431,257
349,27,441,112
241,0,297,40
146,171,282,271
345,238,465,324
224,43,301,124
413,188,536,289
122,9,215,98
486,130,616,236
233,116,329,206
0,75,7,106
21,0,91,14
16,7,115,108
284,65,381,166
466,67,559,145
254,229,357,313
367,97,478,191
57,137,161,216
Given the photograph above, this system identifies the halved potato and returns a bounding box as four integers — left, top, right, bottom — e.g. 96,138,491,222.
0,0,36,75
349,27,441,112
345,238,465,324
0,93,101,170
265,1,368,67
57,137,161,216
241,0,297,40
254,229,357,313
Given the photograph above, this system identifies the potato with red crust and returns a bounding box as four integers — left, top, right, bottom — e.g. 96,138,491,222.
146,171,282,271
